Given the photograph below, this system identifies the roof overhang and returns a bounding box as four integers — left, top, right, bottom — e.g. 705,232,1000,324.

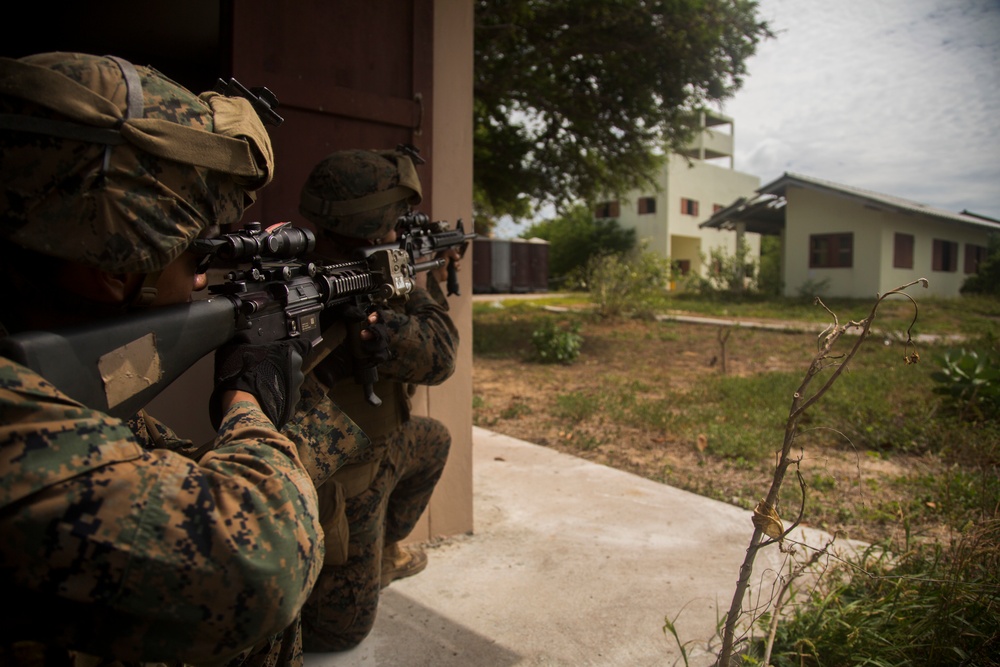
700,193,787,235
701,172,1000,237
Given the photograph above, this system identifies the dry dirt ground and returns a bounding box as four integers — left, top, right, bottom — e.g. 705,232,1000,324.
472,311,948,546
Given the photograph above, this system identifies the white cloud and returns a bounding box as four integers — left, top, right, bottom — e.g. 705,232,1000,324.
723,0,1000,218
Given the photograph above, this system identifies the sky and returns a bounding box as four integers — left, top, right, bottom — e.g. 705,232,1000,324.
497,0,1000,238
720,0,1000,218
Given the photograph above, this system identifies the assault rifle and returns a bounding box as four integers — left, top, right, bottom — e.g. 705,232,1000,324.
0,217,474,419
376,211,472,296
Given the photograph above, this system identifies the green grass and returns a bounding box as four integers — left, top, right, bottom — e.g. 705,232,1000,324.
474,292,1000,666
510,290,1000,339
756,519,1000,667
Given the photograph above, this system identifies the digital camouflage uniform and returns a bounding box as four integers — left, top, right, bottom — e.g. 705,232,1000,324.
295,150,459,651
0,53,369,666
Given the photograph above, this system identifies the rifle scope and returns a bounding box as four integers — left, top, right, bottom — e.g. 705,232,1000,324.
192,222,316,262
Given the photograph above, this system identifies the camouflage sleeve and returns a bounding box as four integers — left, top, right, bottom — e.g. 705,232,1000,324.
282,372,373,489
378,282,459,386
0,358,325,663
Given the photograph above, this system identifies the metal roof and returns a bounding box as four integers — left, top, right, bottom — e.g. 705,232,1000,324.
700,172,1000,236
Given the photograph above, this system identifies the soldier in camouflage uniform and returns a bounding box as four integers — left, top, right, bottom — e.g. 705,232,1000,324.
0,53,369,666
296,149,459,651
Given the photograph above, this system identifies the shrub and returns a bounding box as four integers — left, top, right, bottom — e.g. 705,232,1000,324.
574,245,672,319
961,233,1000,296
680,237,759,296
531,318,583,364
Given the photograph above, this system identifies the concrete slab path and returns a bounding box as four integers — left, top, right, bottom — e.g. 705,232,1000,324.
306,427,845,667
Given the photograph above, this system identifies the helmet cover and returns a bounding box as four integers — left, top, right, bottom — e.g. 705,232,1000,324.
0,52,274,272
298,148,422,241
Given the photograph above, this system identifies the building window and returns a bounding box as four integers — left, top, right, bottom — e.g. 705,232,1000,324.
932,239,959,272
680,198,699,216
713,204,725,214
672,259,691,276
638,196,656,215
595,200,620,218
893,233,914,269
809,233,853,268
965,243,987,274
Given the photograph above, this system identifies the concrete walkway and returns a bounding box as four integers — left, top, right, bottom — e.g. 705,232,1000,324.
305,427,847,667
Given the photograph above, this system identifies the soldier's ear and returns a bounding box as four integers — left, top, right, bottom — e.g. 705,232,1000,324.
61,265,135,305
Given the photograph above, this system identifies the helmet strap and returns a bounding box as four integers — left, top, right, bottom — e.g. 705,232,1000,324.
127,271,162,307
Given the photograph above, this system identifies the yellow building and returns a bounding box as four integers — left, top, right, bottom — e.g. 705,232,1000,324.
702,172,999,298
595,110,761,279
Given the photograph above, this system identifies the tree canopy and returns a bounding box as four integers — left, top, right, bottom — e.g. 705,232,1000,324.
522,203,636,285
474,0,772,230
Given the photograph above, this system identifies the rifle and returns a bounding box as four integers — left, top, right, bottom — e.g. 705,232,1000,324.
0,218,474,419
374,212,473,297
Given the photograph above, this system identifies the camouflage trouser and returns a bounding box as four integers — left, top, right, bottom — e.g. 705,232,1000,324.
300,416,451,652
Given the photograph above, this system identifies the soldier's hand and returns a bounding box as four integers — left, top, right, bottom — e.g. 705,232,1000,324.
209,338,312,430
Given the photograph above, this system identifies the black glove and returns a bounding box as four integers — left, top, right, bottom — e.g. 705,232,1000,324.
209,338,312,430
345,304,393,406
343,305,392,367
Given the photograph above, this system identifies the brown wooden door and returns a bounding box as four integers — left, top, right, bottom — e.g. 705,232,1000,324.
229,0,434,229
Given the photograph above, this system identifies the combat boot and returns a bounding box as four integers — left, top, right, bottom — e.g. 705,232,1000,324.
380,542,428,588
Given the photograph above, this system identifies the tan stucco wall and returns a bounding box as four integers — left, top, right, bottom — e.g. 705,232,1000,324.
782,185,994,299
782,186,883,298
878,214,991,298
615,157,761,277
406,0,475,541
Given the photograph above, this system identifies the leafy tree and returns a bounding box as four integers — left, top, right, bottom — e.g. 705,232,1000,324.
961,233,1000,296
522,203,635,285
474,0,772,230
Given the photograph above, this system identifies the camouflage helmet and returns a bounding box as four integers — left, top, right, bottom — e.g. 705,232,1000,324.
0,52,274,273
299,149,422,241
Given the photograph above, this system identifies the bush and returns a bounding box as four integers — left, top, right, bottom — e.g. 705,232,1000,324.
531,318,583,364
522,204,636,288
574,246,672,319
681,237,759,296
961,233,1000,296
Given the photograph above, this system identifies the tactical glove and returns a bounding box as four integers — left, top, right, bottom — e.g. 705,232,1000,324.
345,304,393,407
209,338,312,430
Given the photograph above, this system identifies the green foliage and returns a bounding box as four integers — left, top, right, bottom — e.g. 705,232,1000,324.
759,519,1000,667
522,204,636,285
576,246,673,318
961,233,1000,296
473,0,774,222
680,238,758,296
930,348,1000,421
757,234,783,296
531,319,584,364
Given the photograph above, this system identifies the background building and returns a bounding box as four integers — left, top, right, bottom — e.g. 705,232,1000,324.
702,172,1000,298
597,110,761,280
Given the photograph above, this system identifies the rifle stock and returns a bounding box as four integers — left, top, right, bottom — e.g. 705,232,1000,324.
0,297,237,420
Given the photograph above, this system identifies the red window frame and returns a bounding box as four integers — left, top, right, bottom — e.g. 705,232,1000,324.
932,239,959,272
595,200,620,218
809,233,853,268
893,233,914,269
